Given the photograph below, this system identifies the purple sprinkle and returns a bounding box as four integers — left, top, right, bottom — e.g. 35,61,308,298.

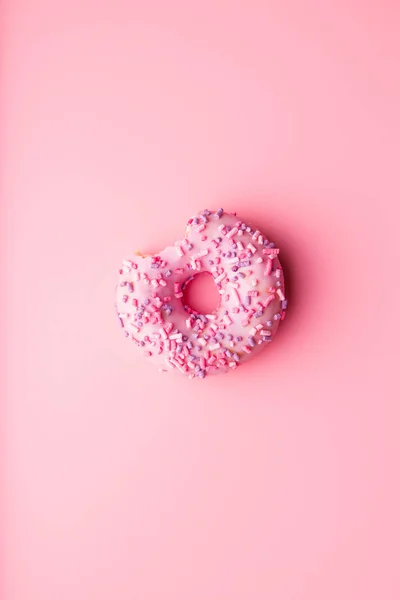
144,299,150,305
176,344,183,353
232,276,238,281
165,309,172,316
165,270,172,278
274,313,281,321
254,310,263,318
128,282,134,292
210,337,217,344
232,244,237,249
236,336,242,342
216,332,224,340
209,260,214,265
238,272,245,279
198,370,205,378
268,242,275,248
248,337,255,347
122,295,128,303
196,345,202,352
182,335,188,342
151,263,160,269
233,353,240,361
245,295,251,306
119,318,124,328
203,335,209,340
137,321,143,327
226,350,233,358
232,266,238,272
267,320,273,327
241,223,246,230
282,300,288,309
217,237,222,243
139,341,145,347
227,334,233,341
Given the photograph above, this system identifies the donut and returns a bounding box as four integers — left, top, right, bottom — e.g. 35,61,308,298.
116,209,287,378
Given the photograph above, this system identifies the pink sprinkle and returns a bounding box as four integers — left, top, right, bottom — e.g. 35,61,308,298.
261,330,272,336
159,279,167,286
204,350,211,360
264,294,276,307
241,319,249,327
226,227,238,239
281,310,286,320
215,257,221,265
200,357,206,369
174,282,180,292
175,245,184,257
211,240,219,248
175,292,183,298
247,243,257,254
198,338,207,347
169,358,181,369
154,297,162,308
250,327,257,336
175,268,184,274
171,340,177,351
186,318,193,328
275,269,281,278
187,361,196,369
252,230,260,240
151,279,159,287
208,356,216,365
165,322,174,333
268,287,276,293
206,314,217,320
209,343,221,351
132,298,138,307
242,345,252,354
256,257,263,264
133,271,140,281
160,260,167,268
227,257,239,264
223,315,233,326
232,306,240,314
237,241,244,251
196,224,206,232
201,235,207,241
257,235,264,245
229,361,237,369
265,258,273,276
277,288,285,301
144,351,152,357
248,290,259,297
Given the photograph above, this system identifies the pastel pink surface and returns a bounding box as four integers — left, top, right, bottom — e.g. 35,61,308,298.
2,1,400,599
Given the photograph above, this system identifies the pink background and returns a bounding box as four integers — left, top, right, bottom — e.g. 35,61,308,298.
3,1,400,599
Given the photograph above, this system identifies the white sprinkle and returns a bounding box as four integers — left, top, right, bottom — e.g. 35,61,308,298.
237,241,244,251
214,272,226,284
227,256,239,264
247,243,257,254
277,288,285,301
175,245,184,257
209,343,221,351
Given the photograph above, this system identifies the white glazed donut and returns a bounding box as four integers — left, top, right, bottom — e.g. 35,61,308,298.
116,209,287,378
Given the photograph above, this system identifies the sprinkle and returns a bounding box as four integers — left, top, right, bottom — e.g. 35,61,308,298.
248,337,255,347
175,245,184,257
277,288,285,301
175,292,183,298
215,208,224,218
242,345,252,354
244,295,251,306
247,243,257,254
226,227,238,239
232,306,240,314
209,342,221,351
159,279,167,286
144,351,152,357
227,256,239,264
260,330,272,337
251,279,258,287
257,235,264,245
252,230,260,240
196,224,206,232
223,315,232,326
248,291,259,297
214,271,226,284
282,299,288,309
265,259,273,276
198,338,207,347
169,333,183,340
275,269,281,278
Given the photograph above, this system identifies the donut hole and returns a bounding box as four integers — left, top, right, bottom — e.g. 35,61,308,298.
182,272,220,315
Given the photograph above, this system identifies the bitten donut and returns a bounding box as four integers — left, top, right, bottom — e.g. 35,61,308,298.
116,209,287,378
